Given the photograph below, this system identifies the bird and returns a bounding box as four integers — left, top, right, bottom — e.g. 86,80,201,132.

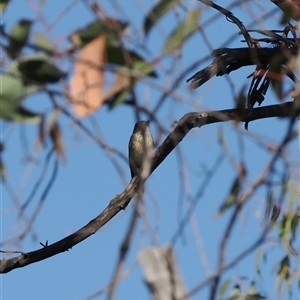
128,120,154,179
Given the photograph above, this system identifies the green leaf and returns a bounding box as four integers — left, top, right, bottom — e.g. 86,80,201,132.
1,57,39,104
277,256,290,278
278,211,298,254
107,46,136,65
279,213,294,243
290,213,299,241
163,8,201,54
71,21,106,47
132,59,157,78
71,19,127,48
107,46,157,80
0,158,6,181
0,0,10,12
269,55,284,99
34,32,54,53
276,256,291,297
218,177,241,215
235,89,246,120
287,184,298,207
6,19,33,58
18,54,65,83
246,282,266,300
228,285,244,300
280,6,295,24
0,57,41,122
107,46,156,77
245,294,266,300
219,279,231,300
0,105,41,123
107,54,157,109
106,46,157,109
270,203,280,222
255,247,265,278
144,0,181,35
108,89,130,109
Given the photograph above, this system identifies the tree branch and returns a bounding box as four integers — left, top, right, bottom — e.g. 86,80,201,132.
0,101,297,273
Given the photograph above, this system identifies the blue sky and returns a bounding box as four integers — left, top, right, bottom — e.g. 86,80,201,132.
1,1,299,300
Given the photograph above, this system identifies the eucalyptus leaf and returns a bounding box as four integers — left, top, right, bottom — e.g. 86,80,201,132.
144,0,181,35
218,176,241,215
18,55,66,83
163,8,201,54
228,285,244,300
6,19,32,58
0,104,41,123
0,57,41,122
71,19,127,48
1,57,39,105
0,158,6,181
107,46,141,66
219,279,231,300
107,46,157,78
0,0,10,12
35,32,54,53
108,89,130,109
246,282,266,300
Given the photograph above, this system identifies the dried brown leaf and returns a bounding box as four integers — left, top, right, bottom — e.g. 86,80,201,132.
70,34,107,117
49,122,65,160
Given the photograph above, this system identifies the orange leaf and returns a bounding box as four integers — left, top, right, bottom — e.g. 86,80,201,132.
69,34,107,117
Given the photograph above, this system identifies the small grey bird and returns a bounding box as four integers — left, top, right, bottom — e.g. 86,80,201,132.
128,120,154,178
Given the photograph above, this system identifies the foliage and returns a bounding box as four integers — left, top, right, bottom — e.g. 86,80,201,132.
0,1,299,300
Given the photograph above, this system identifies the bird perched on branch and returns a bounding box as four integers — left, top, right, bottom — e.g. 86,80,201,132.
128,120,154,179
